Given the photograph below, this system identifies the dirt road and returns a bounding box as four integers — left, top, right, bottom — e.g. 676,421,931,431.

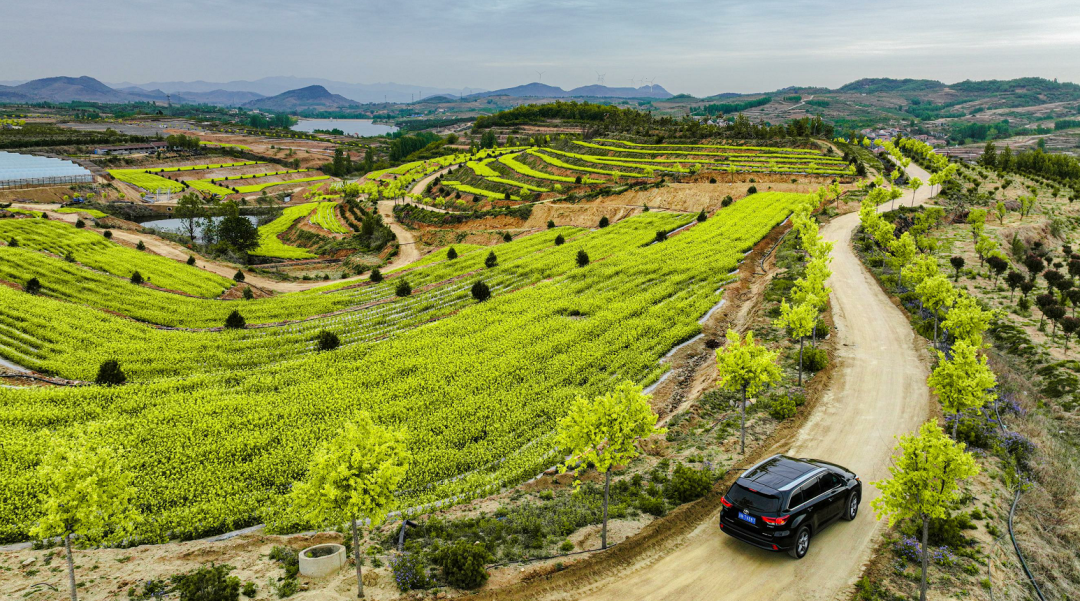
377,199,421,269
569,165,936,601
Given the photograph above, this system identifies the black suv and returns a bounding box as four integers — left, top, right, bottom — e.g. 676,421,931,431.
719,455,861,559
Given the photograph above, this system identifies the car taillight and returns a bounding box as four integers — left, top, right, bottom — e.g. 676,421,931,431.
761,515,790,526
721,496,732,508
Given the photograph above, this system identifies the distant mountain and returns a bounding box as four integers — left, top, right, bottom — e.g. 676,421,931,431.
837,78,946,94
3,76,139,103
118,86,264,106
468,82,672,100
111,77,480,104
242,85,360,111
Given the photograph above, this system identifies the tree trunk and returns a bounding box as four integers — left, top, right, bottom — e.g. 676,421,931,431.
933,314,939,350
911,189,916,208
352,518,364,598
601,470,611,550
920,515,930,601
812,322,817,348
953,410,960,440
65,533,78,601
798,337,804,386
740,387,747,454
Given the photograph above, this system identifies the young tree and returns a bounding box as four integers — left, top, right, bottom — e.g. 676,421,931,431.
941,294,991,348
1019,195,1036,220
1023,253,1045,283
871,421,979,601
715,330,783,454
1062,316,1080,352
291,414,410,599
995,200,1007,226
557,382,664,550
916,275,957,348
774,300,816,385
576,249,590,267
891,232,918,287
927,340,997,438
909,177,924,208
949,256,965,282
485,251,497,268
175,192,206,242
31,432,141,601
986,255,1008,287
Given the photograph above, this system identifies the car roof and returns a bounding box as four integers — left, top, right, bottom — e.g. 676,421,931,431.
737,455,826,495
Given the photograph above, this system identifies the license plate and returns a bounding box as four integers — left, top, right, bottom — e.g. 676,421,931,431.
738,512,756,525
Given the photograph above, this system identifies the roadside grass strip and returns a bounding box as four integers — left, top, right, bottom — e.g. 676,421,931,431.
0,218,232,297
310,202,350,234
251,203,321,259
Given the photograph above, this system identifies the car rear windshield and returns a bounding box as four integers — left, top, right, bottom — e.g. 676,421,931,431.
727,483,781,513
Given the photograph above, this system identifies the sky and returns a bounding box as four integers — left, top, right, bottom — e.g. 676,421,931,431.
4,0,1080,96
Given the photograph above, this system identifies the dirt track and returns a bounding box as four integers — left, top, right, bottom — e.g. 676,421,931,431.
377,200,421,269
552,164,937,601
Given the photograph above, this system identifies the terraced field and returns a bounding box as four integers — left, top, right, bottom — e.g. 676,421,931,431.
0,192,805,542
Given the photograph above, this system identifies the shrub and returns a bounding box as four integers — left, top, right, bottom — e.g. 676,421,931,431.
559,540,574,553
242,286,254,300
233,270,245,283
369,268,383,283
170,564,240,601
241,581,257,598
574,175,583,184
636,495,666,517
434,540,493,590
709,177,717,184
95,359,126,386
130,271,144,285
64,251,75,263
75,218,86,229
447,247,458,260
224,310,246,330
390,553,431,592
547,220,556,229
502,232,512,242
136,240,146,251
269,545,299,579
721,195,733,207
102,230,113,239
485,251,497,268
554,234,565,246
186,255,195,265
801,347,828,372
769,394,797,420
24,277,40,294
471,281,491,302
7,237,17,247
642,204,650,212
655,230,668,243
696,210,707,222
665,464,712,504
395,279,412,297
316,330,340,351
747,186,757,194
576,249,590,267
598,216,609,228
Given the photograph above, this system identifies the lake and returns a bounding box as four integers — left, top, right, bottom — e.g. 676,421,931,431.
291,119,398,137
142,215,259,242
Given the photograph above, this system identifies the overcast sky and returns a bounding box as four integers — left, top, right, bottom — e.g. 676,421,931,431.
5,0,1080,96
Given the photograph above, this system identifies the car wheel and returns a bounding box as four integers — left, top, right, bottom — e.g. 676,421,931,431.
842,492,859,521
788,526,811,559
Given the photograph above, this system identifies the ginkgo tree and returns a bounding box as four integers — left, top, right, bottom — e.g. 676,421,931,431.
775,300,816,385
715,330,783,453
927,339,997,439
871,421,979,601
31,431,141,601
917,274,957,348
291,414,411,598
908,177,924,208
557,381,665,550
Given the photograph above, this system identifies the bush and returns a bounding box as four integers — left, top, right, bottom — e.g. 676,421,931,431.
316,330,340,351
769,394,797,420
8,237,17,247
434,540,493,590
485,251,497,268
242,286,254,300
554,234,565,246
709,177,717,184
395,279,412,297
24,277,40,294
241,582,257,598
95,359,126,386
104,230,113,239
64,251,75,263
721,195,733,207
665,464,712,504
576,249,590,267
802,347,828,372
598,216,609,228
130,270,144,285
369,268,383,283
547,220,556,229
224,310,246,330
655,230,668,243
471,281,491,302
747,186,757,194
269,545,299,579
447,246,458,260
502,232,512,242
559,540,574,553
696,210,707,222
233,270,245,283
390,553,431,592
170,564,240,601
75,218,85,229
136,240,146,251
186,255,195,265
636,495,666,517
574,175,583,184
642,204,650,212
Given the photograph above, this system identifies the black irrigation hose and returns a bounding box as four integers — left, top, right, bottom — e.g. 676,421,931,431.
992,401,1047,601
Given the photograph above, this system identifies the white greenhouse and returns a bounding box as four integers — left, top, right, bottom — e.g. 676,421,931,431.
0,151,94,189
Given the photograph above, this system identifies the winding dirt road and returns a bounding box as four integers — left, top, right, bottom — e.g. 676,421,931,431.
566,165,936,601
377,199,422,269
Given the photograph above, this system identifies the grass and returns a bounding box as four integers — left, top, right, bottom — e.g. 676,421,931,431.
250,203,322,259
56,208,107,218
235,176,330,194
310,202,349,234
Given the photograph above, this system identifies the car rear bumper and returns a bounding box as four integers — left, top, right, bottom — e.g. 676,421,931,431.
719,515,794,551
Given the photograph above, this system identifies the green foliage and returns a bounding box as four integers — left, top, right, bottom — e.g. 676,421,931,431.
369,267,383,283
599,216,610,228
434,540,494,590
802,347,828,372
96,359,126,386
557,382,664,479
390,553,431,592
928,339,997,423
471,281,491,302
395,279,412,297
224,310,246,330
24,276,40,294
315,330,340,352
447,246,458,260
769,394,797,420
233,270,245,283
664,464,712,503
170,564,241,601
242,286,254,300
715,330,783,398
576,249,590,267
485,251,497,268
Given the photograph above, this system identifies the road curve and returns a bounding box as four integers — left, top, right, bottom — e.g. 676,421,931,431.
377,199,422,269
574,166,935,601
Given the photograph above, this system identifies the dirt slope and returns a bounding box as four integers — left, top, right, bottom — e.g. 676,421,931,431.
562,165,936,601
